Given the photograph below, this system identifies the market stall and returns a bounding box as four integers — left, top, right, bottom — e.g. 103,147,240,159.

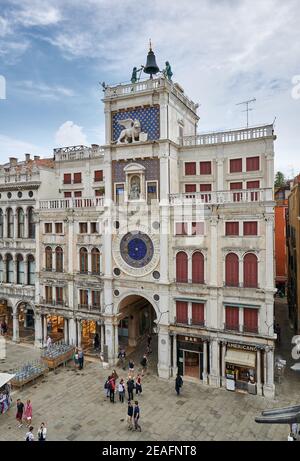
41,342,75,370
11,361,48,390
0,373,15,414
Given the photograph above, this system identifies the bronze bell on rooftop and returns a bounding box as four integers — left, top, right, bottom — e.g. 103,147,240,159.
143,40,160,79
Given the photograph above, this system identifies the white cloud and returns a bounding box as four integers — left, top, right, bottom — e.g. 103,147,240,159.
55,121,88,147
17,80,74,99
0,134,43,162
9,0,62,27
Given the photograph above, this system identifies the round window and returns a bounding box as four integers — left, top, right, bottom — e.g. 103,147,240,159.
17,191,23,198
153,294,160,302
28,191,33,198
114,290,120,297
113,267,121,276
7,192,12,199
152,271,160,280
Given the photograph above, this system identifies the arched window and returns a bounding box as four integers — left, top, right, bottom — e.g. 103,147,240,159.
16,254,24,284
28,207,35,238
225,253,239,287
55,246,63,272
17,208,25,238
91,248,100,274
45,246,52,271
7,208,13,238
243,253,258,288
0,255,3,283
192,252,204,284
6,254,13,283
79,248,88,273
0,209,3,238
176,251,188,283
27,255,35,285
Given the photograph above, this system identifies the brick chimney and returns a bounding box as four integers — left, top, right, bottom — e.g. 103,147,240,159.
34,155,40,161
9,157,18,166
25,153,31,162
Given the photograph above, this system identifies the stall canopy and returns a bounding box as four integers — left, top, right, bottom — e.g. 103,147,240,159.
0,373,15,388
225,349,256,368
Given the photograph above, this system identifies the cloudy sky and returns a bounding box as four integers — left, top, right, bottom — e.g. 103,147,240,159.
0,0,299,176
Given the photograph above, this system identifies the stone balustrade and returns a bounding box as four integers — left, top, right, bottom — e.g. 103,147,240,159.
169,188,273,205
38,197,104,210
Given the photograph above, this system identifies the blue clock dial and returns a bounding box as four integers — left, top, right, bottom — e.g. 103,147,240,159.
120,232,154,268
128,238,147,260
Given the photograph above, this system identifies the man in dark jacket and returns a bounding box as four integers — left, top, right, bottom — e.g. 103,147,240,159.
127,401,133,430
127,378,134,401
134,401,141,432
175,374,183,395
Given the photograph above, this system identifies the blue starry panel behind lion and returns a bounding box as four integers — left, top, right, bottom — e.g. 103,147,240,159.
112,105,160,142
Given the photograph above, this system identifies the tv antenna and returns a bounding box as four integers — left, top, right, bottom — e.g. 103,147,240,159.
236,98,256,128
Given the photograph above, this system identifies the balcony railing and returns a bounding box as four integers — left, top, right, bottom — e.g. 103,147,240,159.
78,304,101,311
224,323,259,335
174,317,206,328
54,145,104,162
169,188,273,205
40,299,67,307
224,323,240,332
39,197,104,210
179,124,274,147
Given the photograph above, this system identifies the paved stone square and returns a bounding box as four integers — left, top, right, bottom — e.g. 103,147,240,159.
0,300,299,441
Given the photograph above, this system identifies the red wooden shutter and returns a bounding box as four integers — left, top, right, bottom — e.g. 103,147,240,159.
225,222,239,236
192,303,204,325
191,222,204,235
243,253,258,288
243,221,258,236
63,173,71,184
175,223,188,235
225,253,239,287
200,184,212,191
200,161,211,175
230,182,243,202
244,308,258,333
64,192,72,198
176,301,188,323
176,252,188,283
74,191,82,197
185,184,197,193
246,157,260,172
247,181,260,201
185,162,196,176
225,306,239,330
230,158,242,173
192,252,204,284
74,172,82,184
94,170,103,181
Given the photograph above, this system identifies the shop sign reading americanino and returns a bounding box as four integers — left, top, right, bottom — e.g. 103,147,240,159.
227,342,257,352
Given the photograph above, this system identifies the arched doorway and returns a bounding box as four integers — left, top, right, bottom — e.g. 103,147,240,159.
16,302,35,343
118,295,158,373
46,315,64,342
0,299,13,337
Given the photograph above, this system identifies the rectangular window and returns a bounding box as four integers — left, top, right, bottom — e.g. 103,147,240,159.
95,189,104,197
230,158,242,173
45,286,52,303
200,184,211,203
225,306,239,331
74,191,82,198
243,222,258,236
45,223,52,234
79,289,88,307
94,170,103,182
147,182,158,204
192,303,204,326
230,182,243,202
116,184,124,205
176,301,188,324
64,192,72,198
63,173,71,184
244,308,258,333
79,222,88,234
200,161,211,175
90,222,99,234
185,162,196,176
191,222,204,235
92,291,100,308
185,184,197,193
175,223,188,236
56,287,63,304
246,156,260,172
247,181,260,201
55,223,63,234
73,172,82,184
225,222,239,236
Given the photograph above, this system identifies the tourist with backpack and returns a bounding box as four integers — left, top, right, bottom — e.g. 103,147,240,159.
25,426,34,441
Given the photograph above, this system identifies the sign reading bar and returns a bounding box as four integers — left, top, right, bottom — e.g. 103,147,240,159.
227,342,257,352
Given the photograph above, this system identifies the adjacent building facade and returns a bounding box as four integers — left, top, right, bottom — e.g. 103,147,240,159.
275,184,290,294
0,72,277,397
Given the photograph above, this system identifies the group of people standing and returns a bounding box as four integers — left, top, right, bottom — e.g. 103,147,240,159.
15,399,47,441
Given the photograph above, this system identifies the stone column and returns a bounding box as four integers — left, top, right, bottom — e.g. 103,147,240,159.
104,320,115,365
221,342,226,387
104,105,112,145
101,323,105,353
64,318,69,343
13,212,18,240
265,216,275,291
114,323,119,359
172,333,178,377
128,313,139,347
160,201,170,283
217,158,224,191
209,339,221,387
256,349,262,395
43,315,47,346
34,313,43,348
24,213,28,239
68,318,77,346
203,341,208,384
210,218,218,287
263,348,275,398
77,320,82,347
263,350,267,386
157,326,171,379
12,313,20,342
13,260,18,285
24,260,28,286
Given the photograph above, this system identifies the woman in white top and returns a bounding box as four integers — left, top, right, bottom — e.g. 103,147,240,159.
37,422,47,441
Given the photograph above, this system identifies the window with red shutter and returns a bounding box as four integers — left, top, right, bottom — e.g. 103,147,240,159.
244,308,258,333
64,192,72,198
225,253,239,287
185,162,196,176
191,222,204,235
74,191,82,198
200,184,211,203
230,158,242,173
230,182,243,202
176,301,188,324
200,161,211,175
243,222,258,236
192,303,204,326
225,222,239,236
185,184,197,193
246,157,260,172
247,181,260,201
175,223,188,236
192,252,204,284
243,253,258,288
225,306,239,331
63,173,71,184
176,252,188,283
73,172,82,184
94,170,103,182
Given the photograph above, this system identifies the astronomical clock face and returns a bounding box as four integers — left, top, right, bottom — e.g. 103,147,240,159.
113,228,159,276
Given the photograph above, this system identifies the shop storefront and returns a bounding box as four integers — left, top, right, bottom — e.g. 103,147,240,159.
177,335,207,381
225,342,258,394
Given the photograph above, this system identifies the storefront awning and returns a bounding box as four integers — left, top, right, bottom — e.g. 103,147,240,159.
225,349,256,368
0,373,15,388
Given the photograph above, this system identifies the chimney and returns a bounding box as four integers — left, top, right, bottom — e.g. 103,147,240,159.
91,144,99,150
9,157,18,166
25,153,31,162
34,155,40,161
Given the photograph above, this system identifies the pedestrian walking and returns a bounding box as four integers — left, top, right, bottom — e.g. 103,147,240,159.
118,379,125,403
24,399,33,427
104,376,111,398
140,355,148,375
37,422,47,441
275,323,281,344
73,347,79,369
175,373,183,396
118,349,126,370
127,401,134,430
136,374,142,395
78,348,84,370
94,333,100,351
111,369,118,380
128,360,135,374
109,377,116,403
16,399,24,428
0,320,7,336
46,336,52,350
134,401,141,432
25,426,34,441
127,377,134,401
